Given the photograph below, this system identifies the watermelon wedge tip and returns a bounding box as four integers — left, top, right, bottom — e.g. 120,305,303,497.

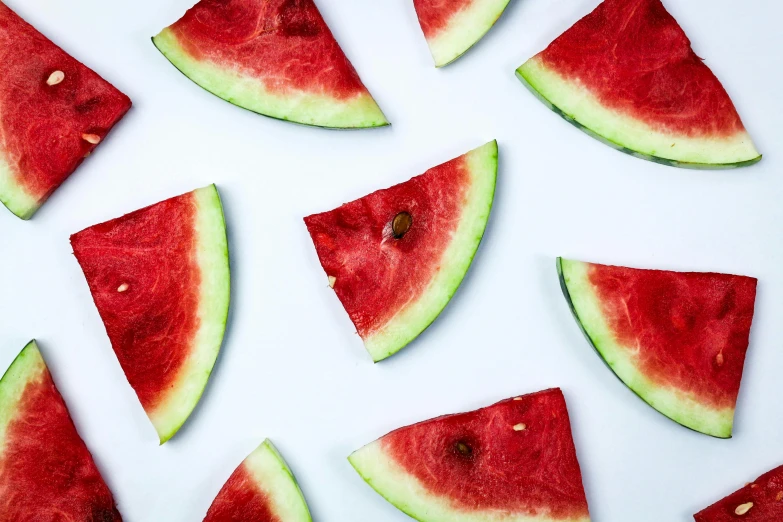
694,464,783,521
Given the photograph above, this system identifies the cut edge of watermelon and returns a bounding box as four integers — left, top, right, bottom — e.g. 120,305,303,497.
148,184,230,444
363,140,498,362
423,0,512,67
151,29,389,129
516,57,761,169
0,340,45,441
557,257,735,438
242,439,312,522
348,437,590,522
0,161,40,220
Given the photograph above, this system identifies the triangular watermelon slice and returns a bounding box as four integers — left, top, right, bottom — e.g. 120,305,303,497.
304,141,497,362
204,439,311,522
152,0,387,129
70,185,230,444
557,258,757,438
694,464,783,521
413,0,512,67
0,3,131,220
349,388,591,522
516,0,761,169
0,341,122,520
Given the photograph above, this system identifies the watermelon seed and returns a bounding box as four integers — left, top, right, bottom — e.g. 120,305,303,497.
117,283,129,293
735,502,753,515
776,491,783,501
82,133,101,144
716,352,724,366
454,441,472,457
513,423,526,431
392,212,413,239
46,70,65,86
513,397,523,401
328,276,336,288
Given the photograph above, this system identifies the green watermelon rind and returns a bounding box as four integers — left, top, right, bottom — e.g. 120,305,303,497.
148,184,231,444
516,57,762,169
557,257,735,438
151,30,388,130
0,341,45,443
236,439,312,522
348,438,590,522
363,140,498,362
423,0,512,67
0,159,40,220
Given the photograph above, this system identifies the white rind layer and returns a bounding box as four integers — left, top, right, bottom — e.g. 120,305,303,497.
0,341,45,444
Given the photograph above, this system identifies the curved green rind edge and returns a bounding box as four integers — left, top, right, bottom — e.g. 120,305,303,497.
348,438,591,522
515,59,761,170
557,257,734,438
364,140,498,362
0,153,40,220
426,0,512,67
151,30,389,130
0,340,45,444
239,439,312,522
149,184,231,444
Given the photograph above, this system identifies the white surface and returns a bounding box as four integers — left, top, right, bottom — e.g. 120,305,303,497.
0,0,780,520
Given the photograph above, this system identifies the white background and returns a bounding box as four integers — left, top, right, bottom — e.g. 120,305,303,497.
1,0,781,520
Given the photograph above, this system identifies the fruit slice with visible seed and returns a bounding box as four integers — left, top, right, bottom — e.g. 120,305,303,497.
695,464,783,521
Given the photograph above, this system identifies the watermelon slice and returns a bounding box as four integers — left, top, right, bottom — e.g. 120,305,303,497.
0,340,122,519
349,388,591,522
70,185,230,444
0,3,131,220
557,258,757,438
694,465,783,521
515,0,760,169
204,439,311,522
413,0,512,67
152,0,387,129
304,140,497,362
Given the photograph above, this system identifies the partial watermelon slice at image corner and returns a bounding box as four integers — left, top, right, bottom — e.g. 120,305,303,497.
558,258,757,438
152,0,387,129
71,185,230,444
694,464,783,521
304,141,497,362
349,388,591,522
0,2,131,220
515,0,761,169
413,0,512,67
0,341,122,520
204,439,312,522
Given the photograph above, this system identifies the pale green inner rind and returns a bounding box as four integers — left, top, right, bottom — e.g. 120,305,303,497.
152,29,388,129
516,57,761,169
0,153,39,220
425,0,512,67
363,140,498,362
148,185,230,443
558,258,735,438
349,439,591,522
242,439,312,522
0,341,45,445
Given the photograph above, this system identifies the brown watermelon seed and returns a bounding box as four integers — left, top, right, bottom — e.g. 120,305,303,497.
513,423,526,431
117,283,129,293
716,352,724,366
328,276,336,288
82,133,101,144
776,491,783,501
46,70,65,86
392,212,412,239
454,441,472,457
735,502,753,515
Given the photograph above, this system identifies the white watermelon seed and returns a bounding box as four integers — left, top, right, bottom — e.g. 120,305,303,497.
513,397,523,401
716,352,724,366
82,133,101,144
328,275,336,288
513,423,526,431
46,70,65,86
117,283,129,293
735,502,753,515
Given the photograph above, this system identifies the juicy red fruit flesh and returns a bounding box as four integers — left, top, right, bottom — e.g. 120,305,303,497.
383,389,590,518
588,263,757,409
204,464,278,522
694,465,783,521
538,0,746,137
413,0,473,38
168,0,369,100
0,2,130,203
70,192,201,412
0,362,121,520
304,154,470,339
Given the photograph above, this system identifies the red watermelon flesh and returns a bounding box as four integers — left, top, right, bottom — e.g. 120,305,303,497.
71,185,230,443
0,2,131,220
415,0,473,37
204,465,277,521
0,341,121,520
349,388,591,521
694,465,783,521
